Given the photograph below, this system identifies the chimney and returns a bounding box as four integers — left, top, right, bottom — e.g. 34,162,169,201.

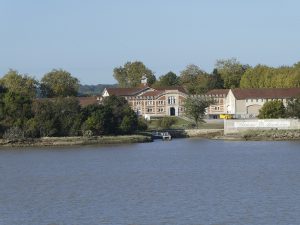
141,75,148,86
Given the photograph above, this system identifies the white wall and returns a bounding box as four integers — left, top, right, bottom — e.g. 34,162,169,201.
224,119,300,135
225,90,236,114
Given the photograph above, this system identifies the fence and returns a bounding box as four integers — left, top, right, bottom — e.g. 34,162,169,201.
224,119,300,135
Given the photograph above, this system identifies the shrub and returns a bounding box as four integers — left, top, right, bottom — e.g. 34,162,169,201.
157,117,176,129
258,100,286,119
137,118,148,131
3,127,25,141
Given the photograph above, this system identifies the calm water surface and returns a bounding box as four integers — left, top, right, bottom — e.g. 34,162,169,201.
1,139,300,225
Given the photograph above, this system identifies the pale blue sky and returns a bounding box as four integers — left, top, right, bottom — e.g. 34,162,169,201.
1,0,300,84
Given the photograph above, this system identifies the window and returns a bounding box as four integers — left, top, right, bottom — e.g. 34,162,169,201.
146,101,153,105
157,108,164,112
168,96,176,104
147,108,153,113
158,100,164,105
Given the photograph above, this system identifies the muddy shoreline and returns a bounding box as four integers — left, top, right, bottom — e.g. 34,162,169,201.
0,135,152,148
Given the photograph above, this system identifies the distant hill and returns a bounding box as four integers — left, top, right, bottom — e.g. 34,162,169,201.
79,84,117,96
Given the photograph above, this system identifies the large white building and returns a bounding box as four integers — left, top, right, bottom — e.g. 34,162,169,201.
206,88,300,118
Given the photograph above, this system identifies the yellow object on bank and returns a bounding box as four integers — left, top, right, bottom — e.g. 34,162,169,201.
220,114,233,119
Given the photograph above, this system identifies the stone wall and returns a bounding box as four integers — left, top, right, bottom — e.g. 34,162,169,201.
224,119,300,135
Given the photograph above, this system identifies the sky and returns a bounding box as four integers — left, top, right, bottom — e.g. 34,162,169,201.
1,0,300,85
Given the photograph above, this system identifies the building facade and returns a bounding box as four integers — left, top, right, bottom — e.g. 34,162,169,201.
78,82,300,119
206,88,300,119
102,85,187,119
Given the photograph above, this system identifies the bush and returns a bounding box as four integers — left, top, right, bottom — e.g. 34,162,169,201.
137,118,148,131
24,118,39,138
83,130,93,137
258,100,286,119
3,127,25,141
157,117,176,129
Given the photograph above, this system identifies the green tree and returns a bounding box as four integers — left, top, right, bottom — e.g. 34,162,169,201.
40,69,79,97
258,100,286,119
82,95,139,135
137,118,148,131
0,69,38,98
82,106,113,135
31,99,57,137
286,98,300,118
154,71,179,87
184,96,214,127
0,85,6,117
113,61,156,87
1,91,32,129
179,64,210,94
215,58,248,88
52,97,82,136
208,68,224,89
31,97,82,137
102,95,138,134
240,64,300,89
120,111,138,134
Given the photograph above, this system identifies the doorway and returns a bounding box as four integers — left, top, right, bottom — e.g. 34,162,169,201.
170,107,175,116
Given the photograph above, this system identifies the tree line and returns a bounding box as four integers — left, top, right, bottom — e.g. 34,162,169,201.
113,59,300,93
0,69,146,139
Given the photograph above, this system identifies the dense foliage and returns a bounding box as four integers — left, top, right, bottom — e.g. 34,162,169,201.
153,59,300,93
285,98,300,118
40,69,80,97
215,58,249,89
0,68,149,139
0,69,38,99
113,61,156,88
153,71,180,87
179,64,211,94
240,63,300,88
0,81,144,138
258,100,286,119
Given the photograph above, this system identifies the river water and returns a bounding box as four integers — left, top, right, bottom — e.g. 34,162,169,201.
1,139,300,225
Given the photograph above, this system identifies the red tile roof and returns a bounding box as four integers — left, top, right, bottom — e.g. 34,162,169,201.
105,86,187,96
105,87,147,96
78,96,99,107
232,88,300,100
139,90,164,97
206,89,229,96
154,86,188,94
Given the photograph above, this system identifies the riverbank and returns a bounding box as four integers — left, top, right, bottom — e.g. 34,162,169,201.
214,129,300,141
0,135,152,147
167,129,224,138
0,129,225,147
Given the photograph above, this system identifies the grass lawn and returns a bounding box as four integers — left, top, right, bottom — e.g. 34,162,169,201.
147,117,224,130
